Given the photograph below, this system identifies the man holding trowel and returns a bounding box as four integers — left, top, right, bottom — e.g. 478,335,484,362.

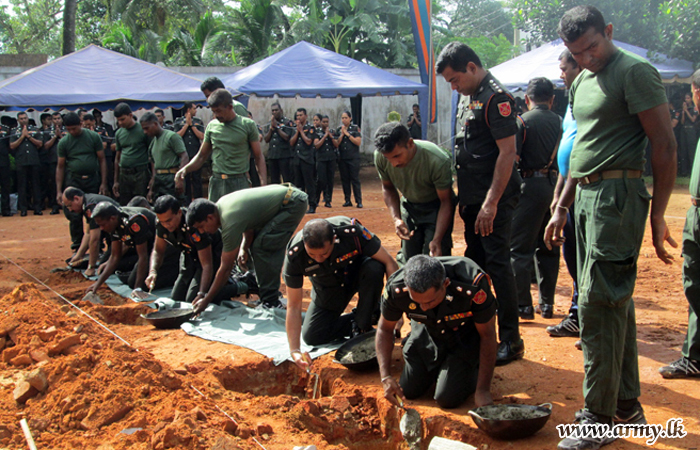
376,255,497,409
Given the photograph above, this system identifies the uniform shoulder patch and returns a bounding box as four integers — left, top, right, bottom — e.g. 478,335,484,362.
498,102,511,117
130,222,140,233
351,217,373,240
473,289,487,305
192,232,201,242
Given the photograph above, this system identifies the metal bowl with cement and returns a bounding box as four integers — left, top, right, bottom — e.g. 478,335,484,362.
334,329,378,371
468,403,552,440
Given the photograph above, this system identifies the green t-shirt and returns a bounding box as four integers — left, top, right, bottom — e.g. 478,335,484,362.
204,115,258,175
233,101,249,118
149,129,186,170
569,49,667,178
116,122,150,168
217,184,290,252
57,129,103,175
374,140,454,204
690,139,700,198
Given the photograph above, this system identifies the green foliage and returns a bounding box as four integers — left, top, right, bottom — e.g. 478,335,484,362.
659,0,700,64
226,0,290,66
0,0,63,55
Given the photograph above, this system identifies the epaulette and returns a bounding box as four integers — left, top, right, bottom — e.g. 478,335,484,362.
350,218,373,240
489,78,504,94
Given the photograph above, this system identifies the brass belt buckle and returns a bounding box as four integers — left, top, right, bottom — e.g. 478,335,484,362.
220,174,228,180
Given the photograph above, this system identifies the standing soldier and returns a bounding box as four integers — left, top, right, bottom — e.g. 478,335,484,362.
11,112,45,216
334,111,363,209
92,109,115,194
173,102,205,203
56,112,109,253
113,103,151,205
155,109,173,131
314,115,337,208
437,42,524,365
511,77,562,320
140,112,189,203
407,104,422,139
40,113,61,214
0,122,11,216
290,108,318,214
265,102,295,184
176,89,266,203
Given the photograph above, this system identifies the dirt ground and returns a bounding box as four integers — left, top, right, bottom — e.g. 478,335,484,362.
0,167,698,450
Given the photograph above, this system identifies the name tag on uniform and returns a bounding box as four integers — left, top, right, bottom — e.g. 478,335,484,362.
408,313,427,320
305,264,320,272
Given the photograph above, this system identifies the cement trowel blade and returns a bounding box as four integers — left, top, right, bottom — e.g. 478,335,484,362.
400,407,422,449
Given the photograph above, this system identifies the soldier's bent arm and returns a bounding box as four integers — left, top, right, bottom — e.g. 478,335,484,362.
134,242,150,289
97,150,108,194
250,141,267,186
55,158,66,204
9,134,24,150
370,246,399,278
197,245,215,294
474,315,497,407
92,240,122,291
197,248,238,314
29,134,43,148
285,287,307,369
148,237,168,276
430,187,455,257
180,141,213,175
376,315,403,405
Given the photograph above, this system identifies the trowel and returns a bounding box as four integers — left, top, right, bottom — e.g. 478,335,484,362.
396,395,422,450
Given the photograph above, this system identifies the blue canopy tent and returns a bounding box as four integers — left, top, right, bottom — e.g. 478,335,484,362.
0,45,207,111
220,41,429,139
490,39,694,92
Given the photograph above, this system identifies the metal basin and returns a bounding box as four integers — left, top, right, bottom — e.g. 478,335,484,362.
334,329,378,371
469,403,552,440
142,307,194,329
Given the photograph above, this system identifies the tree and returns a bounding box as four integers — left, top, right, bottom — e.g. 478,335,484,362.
659,0,700,64
227,0,290,65
0,0,63,55
62,0,77,54
164,11,237,66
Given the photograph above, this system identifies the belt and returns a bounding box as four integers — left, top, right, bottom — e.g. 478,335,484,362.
692,197,700,207
120,164,148,174
212,172,246,180
520,168,555,178
73,174,93,180
577,169,642,185
156,167,179,175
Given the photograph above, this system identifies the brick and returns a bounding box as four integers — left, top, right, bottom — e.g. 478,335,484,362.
48,334,81,356
10,354,33,367
13,380,38,404
37,326,57,342
256,423,273,435
26,368,48,392
29,349,50,363
222,420,237,436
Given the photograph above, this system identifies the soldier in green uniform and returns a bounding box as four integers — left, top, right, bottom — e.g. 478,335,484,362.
139,112,189,203
113,103,151,206
62,187,119,276
314,115,337,208
0,123,11,216
264,102,295,184
200,77,250,117
176,89,266,203
407,104,422,140
147,195,253,304
187,184,308,313
377,255,496,409
87,202,179,296
333,111,363,208
374,122,455,260
511,77,562,320
659,68,700,380
174,102,205,202
10,112,44,216
546,7,677,449
437,42,524,365
284,217,398,360
290,108,318,214
56,112,109,252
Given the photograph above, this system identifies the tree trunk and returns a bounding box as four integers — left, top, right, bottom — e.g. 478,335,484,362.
62,0,77,55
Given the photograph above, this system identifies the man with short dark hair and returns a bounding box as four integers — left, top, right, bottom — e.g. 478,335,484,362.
374,121,455,260
10,112,44,216
377,255,497,409
511,77,562,320
290,108,317,214
113,103,151,205
265,102,295,184
407,104,422,139
200,77,250,117
176,89,266,203
659,68,700,381
140,112,189,203
284,217,398,359
437,41,524,366
62,186,118,276
545,7,677,449
154,109,172,131
86,202,178,297
314,115,337,208
148,195,245,303
173,101,205,202
186,184,307,313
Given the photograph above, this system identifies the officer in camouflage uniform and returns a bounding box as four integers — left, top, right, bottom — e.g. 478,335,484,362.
284,217,398,360
87,203,179,296
0,123,13,216
10,112,44,216
174,102,205,202
334,111,363,208
377,255,497,409
113,103,151,206
437,42,523,365
290,108,318,214
264,102,295,184
139,112,189,203
314,115,337,207
148,195,252,304
187,184,308,313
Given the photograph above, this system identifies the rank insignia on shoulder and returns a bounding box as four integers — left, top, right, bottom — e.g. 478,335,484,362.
498,102,511,117
409,303,417,310
192,232,201,242
473,289,487,304
130,222,140,233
